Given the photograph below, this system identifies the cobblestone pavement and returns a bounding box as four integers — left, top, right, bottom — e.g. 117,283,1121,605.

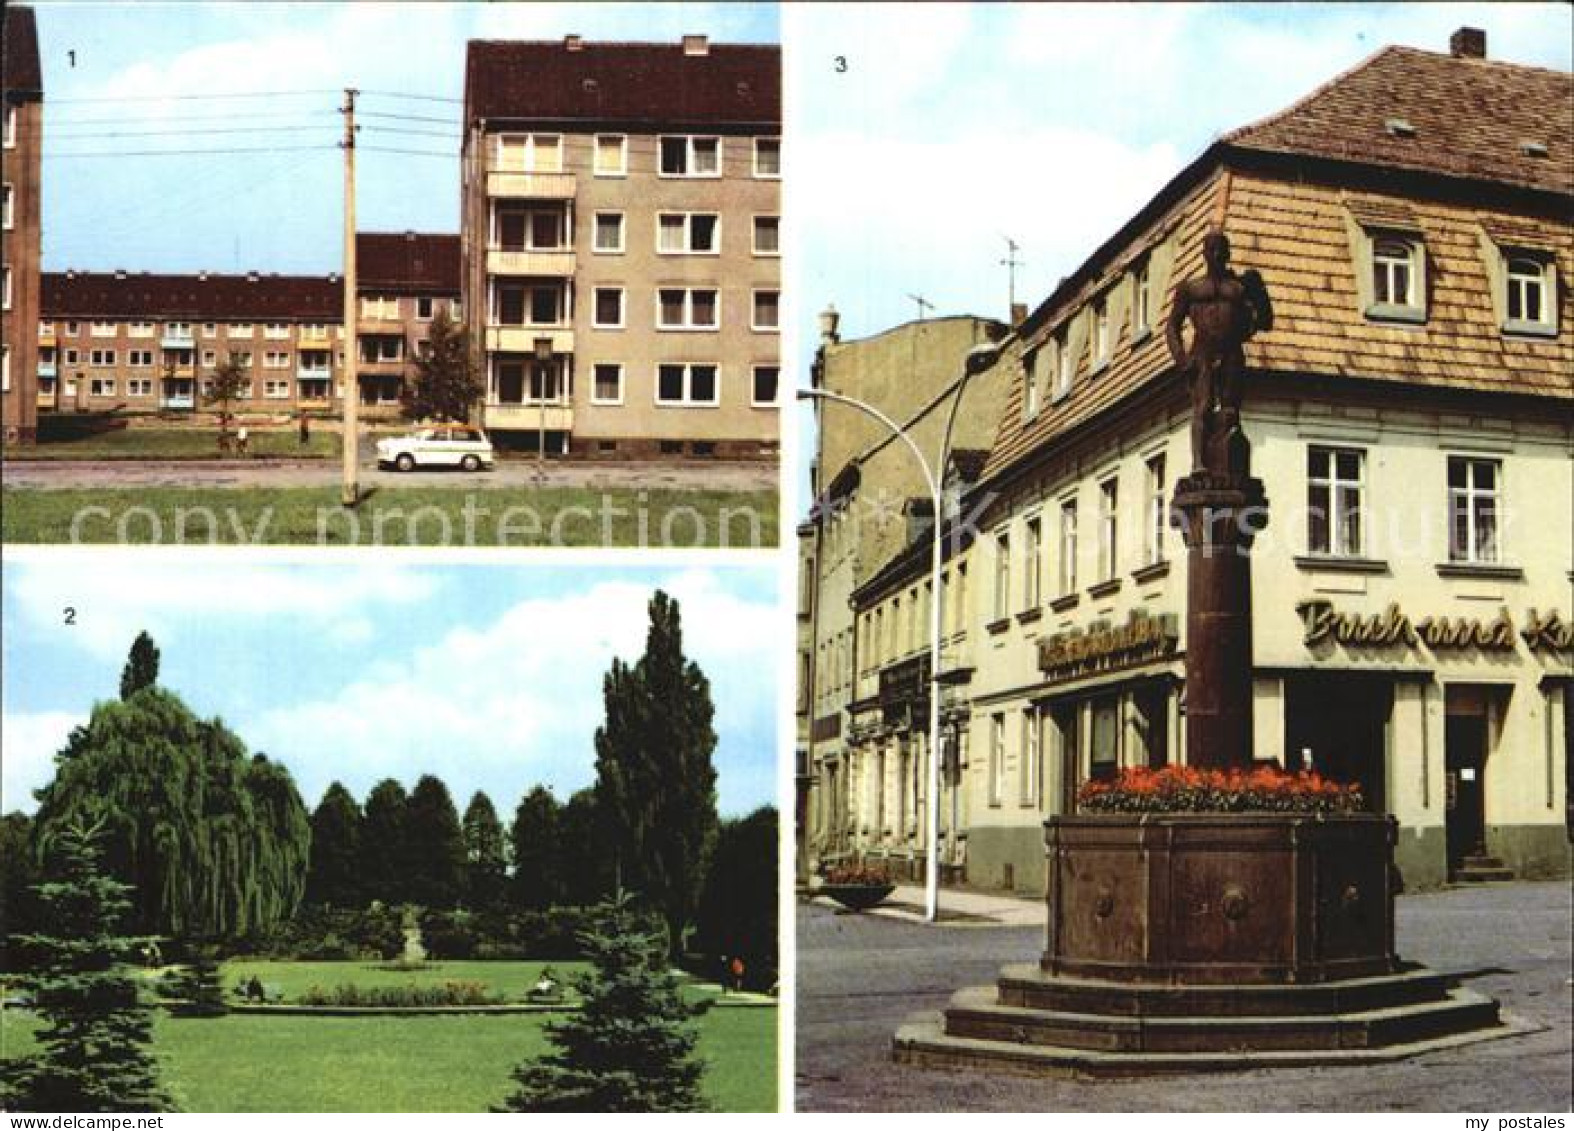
795,880,1571,1112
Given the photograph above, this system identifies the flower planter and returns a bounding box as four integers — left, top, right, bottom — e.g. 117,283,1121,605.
820,882,895,912
1043,812,1398,985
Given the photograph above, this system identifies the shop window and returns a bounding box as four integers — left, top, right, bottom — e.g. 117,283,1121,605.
1090,697,1119,781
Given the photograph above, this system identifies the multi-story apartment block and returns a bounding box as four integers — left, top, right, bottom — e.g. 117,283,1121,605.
2,5,43,444
804,29,1573,894
461,34,781,458
39,233,460,420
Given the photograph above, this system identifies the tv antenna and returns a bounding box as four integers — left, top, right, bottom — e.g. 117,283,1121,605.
1000,235,1025,313
907,293,934,321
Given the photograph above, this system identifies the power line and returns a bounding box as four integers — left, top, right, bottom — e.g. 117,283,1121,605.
359,110,461,125
360,124,460,141
50,108,339,128
359,145,458,159
359,90,463,104
50,124,342,141
45,145,338,159
47,89,339,105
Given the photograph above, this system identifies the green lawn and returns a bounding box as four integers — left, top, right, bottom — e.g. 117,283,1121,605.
0,487,779,547
1,961,778,1112
8,428,340,461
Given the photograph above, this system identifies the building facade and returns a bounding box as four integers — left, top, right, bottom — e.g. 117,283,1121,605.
38,234,460,421
805,29,1573,894
461,34,781,458
2,5,43,444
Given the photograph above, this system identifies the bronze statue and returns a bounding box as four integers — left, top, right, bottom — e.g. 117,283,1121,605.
1165,230,1272,476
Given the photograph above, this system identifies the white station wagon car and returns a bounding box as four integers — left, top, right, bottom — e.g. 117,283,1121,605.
376,424,496,472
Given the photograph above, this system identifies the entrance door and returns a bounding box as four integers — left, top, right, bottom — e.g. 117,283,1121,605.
1445,714,1487,872
1285,674,1390,812
1054,704,1080,813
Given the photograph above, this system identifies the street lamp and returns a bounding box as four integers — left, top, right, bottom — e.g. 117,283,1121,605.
533,335,554,485
798,337,1000,923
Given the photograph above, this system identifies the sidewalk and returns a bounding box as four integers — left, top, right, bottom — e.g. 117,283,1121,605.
807,883,1041,927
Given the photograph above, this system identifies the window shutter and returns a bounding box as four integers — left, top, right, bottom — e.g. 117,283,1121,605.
1064,308,1090,388
1107,279,1131,353
1475,228,1508,328
1147,231,1180,337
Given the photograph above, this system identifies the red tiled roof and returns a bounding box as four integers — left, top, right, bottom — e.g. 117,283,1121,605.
43,272,341,321
357,232,460,294
1224,45,1574,197
464,39,779,127
2,6,42,97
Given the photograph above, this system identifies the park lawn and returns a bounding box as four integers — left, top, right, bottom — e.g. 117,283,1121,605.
6,428,340,461
1,960,778,1112
0,486,780,547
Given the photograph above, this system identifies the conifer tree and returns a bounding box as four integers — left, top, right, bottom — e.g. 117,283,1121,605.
406,775,466,909
400,310,482,423
1,819,176,1113
169,942,228,1018
359,779,411,905
461,791,508,912
594,591,719,957
118,631,160,700
306,782,363,907
509,786,563,910
497,891,707,1113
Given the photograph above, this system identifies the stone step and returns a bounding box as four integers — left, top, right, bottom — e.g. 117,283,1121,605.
995,962,1454,1018
942,984,1500,1054
894,993,1522,1079
1454,863,1516,882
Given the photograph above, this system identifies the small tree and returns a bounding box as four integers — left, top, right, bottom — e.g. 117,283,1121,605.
119,631,161,700
497,892,707,1113
0,819,176,1113
203,354,250,440
401,310,482,423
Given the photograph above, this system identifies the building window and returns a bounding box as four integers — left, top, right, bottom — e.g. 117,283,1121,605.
591,363,623,405
230,350,253,369
359,338,402,364
1023,515,1042,609
495,282,566,327
656,363,719,407
1091,297,1110,367
592,287,625,329
264,350,290,369
593,134,627,176
1053,328,1073,399
496,132,562,173
754,137,781,178
1,265,9,311
593,212,625,253
264,379,291,399
66,321,79,336
656,288,719,330
263,323,289,340
127,349,154,368
1090,697,1120,781
228,323,254,339
1022,349,1041,422
1,346,8,392
993,530,1011,621
657,212,719,254
1504,254,1555,335
1307,446,1364,557
202,322,217,336
752,290,780,331
416,297,434,321
658,135,720,177
90,321,116,338
1448,457,1501,564
126,321,153,338
1365,233,1425,321
201,349,217,367
1059,498,1079,594
1021,709,1041,808
2,183,11,230
90,377,116,397
751,365,779,406
753,215,780,256
495,204,567,251
1145,453,1167,566
1133,259,1152,336
2,106,14,149
1098,478,1119,581
89,349,116,367
988,714,1006,808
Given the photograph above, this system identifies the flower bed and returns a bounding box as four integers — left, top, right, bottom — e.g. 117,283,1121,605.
296,980,504,1008
1077,765,1363,815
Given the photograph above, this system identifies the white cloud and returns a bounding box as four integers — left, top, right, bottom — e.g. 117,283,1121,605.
1,711,80,814
7,560,438,661
244,571,778,811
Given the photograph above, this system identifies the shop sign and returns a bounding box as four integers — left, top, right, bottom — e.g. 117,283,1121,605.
879,654,930,725
1297,600,1574,654
1037,611,1179,681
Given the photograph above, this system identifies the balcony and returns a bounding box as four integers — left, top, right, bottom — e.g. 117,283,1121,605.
357,358,406,377
38,331,56,348
160,329,195,350
484,326,574,356
297,366,333,382
486,248,576,277
298,328,333,345
487,171,575,200
357,316,404,335
37,360,56,379
485,403,574,432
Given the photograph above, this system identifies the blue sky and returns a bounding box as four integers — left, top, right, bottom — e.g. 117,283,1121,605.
1,559,780,820
34,1,779,274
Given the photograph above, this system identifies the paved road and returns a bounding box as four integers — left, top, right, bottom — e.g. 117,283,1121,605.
796,881,1572,1112
1,457,778,492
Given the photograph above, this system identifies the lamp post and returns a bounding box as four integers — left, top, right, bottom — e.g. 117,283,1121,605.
532,335,553,485
798,338,999,923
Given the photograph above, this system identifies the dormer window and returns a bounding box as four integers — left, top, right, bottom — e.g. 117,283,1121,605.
1384,117,1416,138
1022,349,1040,422
1503,252,1556,337
1132,259,1152,338
1053,328,1072,400
1091,297,1111,368
1362,232,1426,323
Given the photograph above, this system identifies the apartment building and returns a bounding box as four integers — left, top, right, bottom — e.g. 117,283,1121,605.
39,234,460,419
2,5,43,444
805,29,1573,893
460,34,781,458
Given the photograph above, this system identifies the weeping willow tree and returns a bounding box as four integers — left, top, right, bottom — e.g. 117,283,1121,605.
31,686,310,942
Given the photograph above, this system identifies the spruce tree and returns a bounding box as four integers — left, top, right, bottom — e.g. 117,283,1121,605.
306,782,363,907
461,791,508,912
406,775,466,909
509,786,563,910
1,819,176,1113
359,779,411,905
497,891,707,1113
594,591,719,957
118,631,161,700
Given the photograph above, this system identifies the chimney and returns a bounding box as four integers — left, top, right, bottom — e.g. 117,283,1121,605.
682,34,709,56
248,271,259,283
405,230,416,242
818,304,841,345
115,269,127,280
198,271,208,281
1450,27,1486,59
1010,302,1028,326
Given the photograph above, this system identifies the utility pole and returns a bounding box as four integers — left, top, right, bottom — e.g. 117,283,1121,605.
1000,235,1024,316
340,88,360,508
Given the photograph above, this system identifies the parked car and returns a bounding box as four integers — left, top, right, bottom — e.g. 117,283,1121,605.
376,424,495,472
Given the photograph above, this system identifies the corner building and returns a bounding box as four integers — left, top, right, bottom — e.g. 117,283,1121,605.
461,34,781,459
2,5,43,444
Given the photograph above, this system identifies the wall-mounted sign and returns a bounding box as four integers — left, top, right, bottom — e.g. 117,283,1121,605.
879,653,931,725
1037,610,1179,681
1297,599,1574,654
